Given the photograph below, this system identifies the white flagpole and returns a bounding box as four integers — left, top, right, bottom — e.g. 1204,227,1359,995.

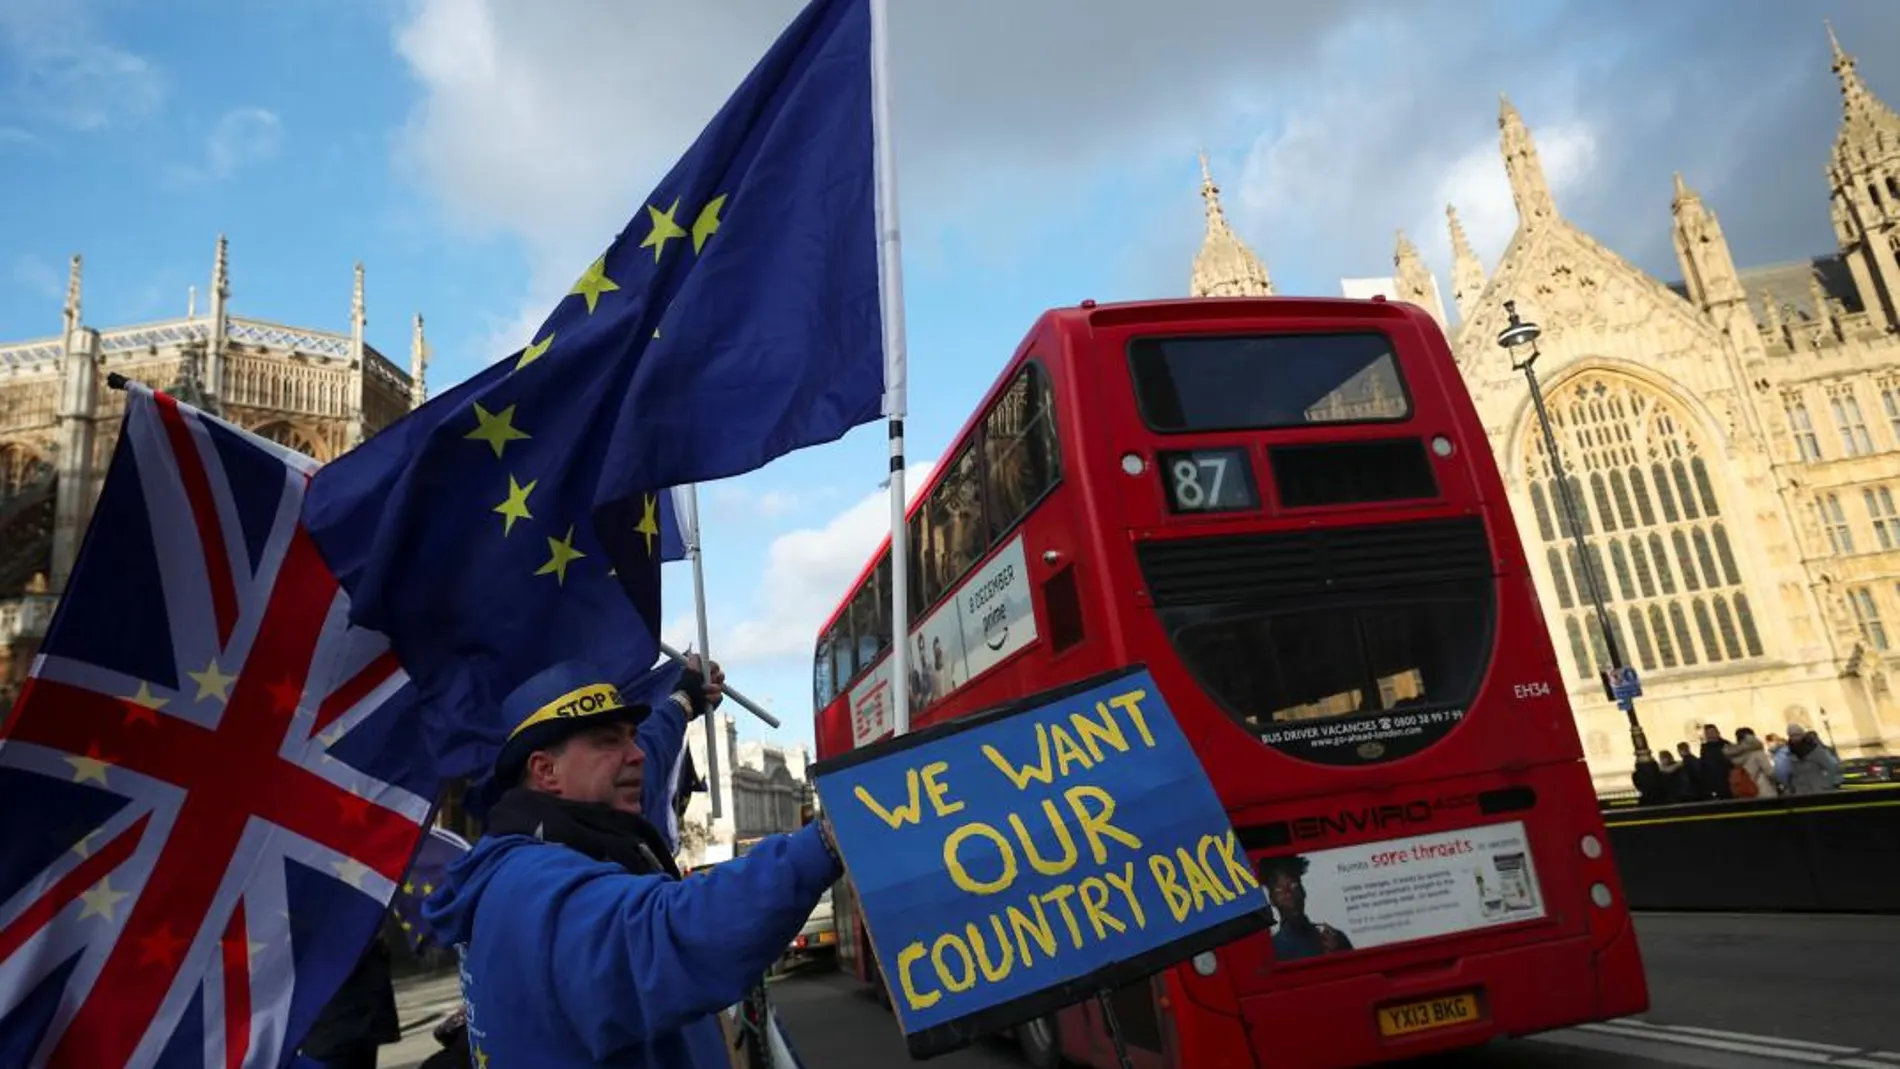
678,484,723,819
870,0,911,739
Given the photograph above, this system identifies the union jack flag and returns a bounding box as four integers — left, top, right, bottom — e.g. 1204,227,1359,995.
0,382,437,1068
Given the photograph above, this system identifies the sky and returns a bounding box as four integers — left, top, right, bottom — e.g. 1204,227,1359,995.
2,0,1896,756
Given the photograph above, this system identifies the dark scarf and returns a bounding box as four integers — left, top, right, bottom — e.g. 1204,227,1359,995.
484,787,682,879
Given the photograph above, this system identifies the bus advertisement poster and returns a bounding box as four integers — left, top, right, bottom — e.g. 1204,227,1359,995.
809,664,1272,1059
1256,820,1548,964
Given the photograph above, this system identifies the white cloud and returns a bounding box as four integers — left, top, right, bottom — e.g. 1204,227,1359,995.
9,253,63,301
385,0,1384,377
1409,121,1600,276
710,484,800,521
710,461,935,670
0,0,165,132
165,107,285,186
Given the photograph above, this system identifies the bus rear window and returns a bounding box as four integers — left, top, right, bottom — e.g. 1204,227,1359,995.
1127,331,1409,433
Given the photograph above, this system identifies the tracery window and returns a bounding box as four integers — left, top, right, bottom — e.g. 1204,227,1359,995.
1829,387,1875,457
1522,376,1764,682
252,421,324,462
1785,396,1822,462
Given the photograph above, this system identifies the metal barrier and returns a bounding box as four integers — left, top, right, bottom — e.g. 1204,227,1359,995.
1601,785,1900,914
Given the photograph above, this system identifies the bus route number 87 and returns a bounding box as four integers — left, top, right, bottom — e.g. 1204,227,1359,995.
1161,446,1257,514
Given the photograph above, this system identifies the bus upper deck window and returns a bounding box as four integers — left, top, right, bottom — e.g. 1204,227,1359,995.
1128,332,1410,434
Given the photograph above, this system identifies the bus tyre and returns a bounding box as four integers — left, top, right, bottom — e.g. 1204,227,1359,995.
1018,1013,1065,1069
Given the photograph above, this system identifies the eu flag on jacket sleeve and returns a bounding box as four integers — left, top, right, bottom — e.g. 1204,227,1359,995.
301,0,879,778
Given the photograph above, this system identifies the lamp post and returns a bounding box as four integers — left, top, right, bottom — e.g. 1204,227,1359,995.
1496,301,1652,762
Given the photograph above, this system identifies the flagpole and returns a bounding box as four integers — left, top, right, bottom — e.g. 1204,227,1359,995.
870,0,911,739
680,483,723,820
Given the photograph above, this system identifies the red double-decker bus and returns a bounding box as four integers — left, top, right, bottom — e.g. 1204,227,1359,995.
810,296,1646,1068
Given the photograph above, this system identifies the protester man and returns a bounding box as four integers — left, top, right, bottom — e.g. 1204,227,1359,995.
422,657,842,1068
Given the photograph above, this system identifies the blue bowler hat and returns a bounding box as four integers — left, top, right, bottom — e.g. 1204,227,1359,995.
466,659,652,818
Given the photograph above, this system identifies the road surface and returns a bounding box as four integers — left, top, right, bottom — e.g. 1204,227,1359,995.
384,912,1900,1067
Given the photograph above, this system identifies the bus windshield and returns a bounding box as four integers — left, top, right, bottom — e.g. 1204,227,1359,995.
1127,330,1410,432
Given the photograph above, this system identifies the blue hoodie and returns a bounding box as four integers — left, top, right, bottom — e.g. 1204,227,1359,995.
422,822,839,1068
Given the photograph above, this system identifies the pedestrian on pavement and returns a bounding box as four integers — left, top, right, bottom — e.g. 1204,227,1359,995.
1785,723,1844,794
1722,727,1778,799
421,657,842,1069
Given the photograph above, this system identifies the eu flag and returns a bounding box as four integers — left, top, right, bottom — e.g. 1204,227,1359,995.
302,0,878,779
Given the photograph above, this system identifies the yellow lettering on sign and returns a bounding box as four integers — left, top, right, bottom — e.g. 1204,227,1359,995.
920,761,964,817
942,822,1018,895
1006,800,1078,877
1049,724,1094,777
1065,785,1143,864
1105,688,1157,748
982,724,1056,790
854,770,926,830
1149,853,1192,922
896,942,939,1010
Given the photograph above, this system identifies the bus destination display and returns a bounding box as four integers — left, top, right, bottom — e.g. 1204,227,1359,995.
1160,446,1258,514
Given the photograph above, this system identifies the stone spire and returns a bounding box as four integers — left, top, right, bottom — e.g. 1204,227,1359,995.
62,254,81,338
199,234,230,412
1822,22,1900,332
1392,230,1446,326
410,312,429,410
347,261,368,448
1189,150,1273,298
1498,93,1558,231
1447,204,1486,322
1670,172,1744,312
1827,20,1900,147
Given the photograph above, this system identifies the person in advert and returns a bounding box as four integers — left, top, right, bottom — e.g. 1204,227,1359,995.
420,659,844,1068
1260,855,1354,961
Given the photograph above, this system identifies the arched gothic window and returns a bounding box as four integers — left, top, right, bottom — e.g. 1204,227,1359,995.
0,443,53,499
252,421,326,462
1521,375,1765,682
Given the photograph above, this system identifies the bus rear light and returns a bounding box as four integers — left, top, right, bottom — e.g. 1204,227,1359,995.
1120,452,1145,475
1191,951,1218,977
1430,435,1454,457
1579,834,1603,859
1589,882,1614,908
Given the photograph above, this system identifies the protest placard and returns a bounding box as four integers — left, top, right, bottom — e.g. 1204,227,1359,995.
809,665,1271,1059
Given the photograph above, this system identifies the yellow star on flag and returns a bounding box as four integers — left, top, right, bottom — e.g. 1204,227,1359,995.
493,475,537,536
128,681,169,711
332,858,372,889
66,751,111,786
78,877,129,922
515,332,555,372
691,194,727,254
71,826,100,859
536,525,587,585
641,199,689,262
570,255,621,314
187,659,237,703
466,402,530,460
635,494,661,557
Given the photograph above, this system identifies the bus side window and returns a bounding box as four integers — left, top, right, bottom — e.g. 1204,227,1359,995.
813,633,835,710
931,445,988,592
867,554,893,656
850,570,882,668
983,363,1061,540
906,511,928,623
832,612,857,688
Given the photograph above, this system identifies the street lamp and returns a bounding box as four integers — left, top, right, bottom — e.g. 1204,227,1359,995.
1496,300,1652,762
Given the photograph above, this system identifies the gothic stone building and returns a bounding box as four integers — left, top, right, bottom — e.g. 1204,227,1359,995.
1189,27,1900,793
0,237,428,702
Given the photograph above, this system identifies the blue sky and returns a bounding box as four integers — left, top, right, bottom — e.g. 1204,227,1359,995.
3,0,1895,754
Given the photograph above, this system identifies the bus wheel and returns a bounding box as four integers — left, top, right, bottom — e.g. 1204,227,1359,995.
1018,1013,1065,1069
